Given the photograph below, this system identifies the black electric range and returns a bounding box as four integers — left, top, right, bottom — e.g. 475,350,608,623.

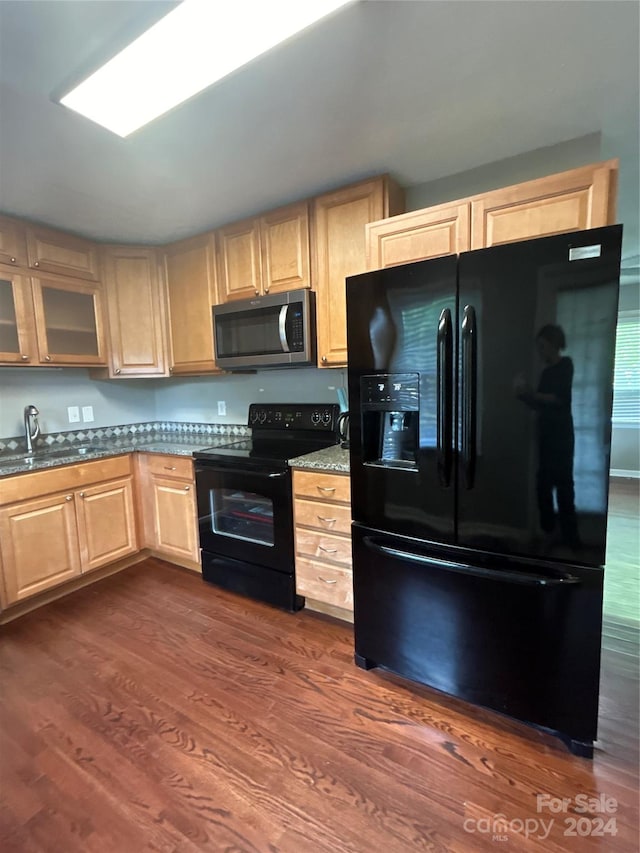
193,403,341,610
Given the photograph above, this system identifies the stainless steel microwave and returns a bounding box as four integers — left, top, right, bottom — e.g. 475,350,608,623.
213,289,316,370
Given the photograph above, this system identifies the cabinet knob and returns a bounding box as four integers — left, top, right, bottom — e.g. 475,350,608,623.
169,366,174,373
321,355,327,363
114,368,121,374
65,495,73,501
79,492,85,498
255,289,259,295
33,261,40,267
264,287,269,293
44,355,52,362
21,354,29,361
10,257,16,264
184,485,190,491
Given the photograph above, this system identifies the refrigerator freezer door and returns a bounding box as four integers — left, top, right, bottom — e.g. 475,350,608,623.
346,255,457,542
457,225,622,567
352,523,603,753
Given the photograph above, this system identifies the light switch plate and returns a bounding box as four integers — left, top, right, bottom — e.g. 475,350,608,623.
217,401,226,416
82,405,94,423
67,406,80,423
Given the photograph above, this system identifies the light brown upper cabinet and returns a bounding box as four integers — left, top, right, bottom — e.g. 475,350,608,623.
0,215,28,267
313,176,405,367
0,265,37,363
99,245,169,377
470,159,618,248
364,160,618,271
217,201,311,303
0,265,107,366
366,201,471,270
164,232,223,375
26,223,100,281
31,275,107,365
260,202,311,294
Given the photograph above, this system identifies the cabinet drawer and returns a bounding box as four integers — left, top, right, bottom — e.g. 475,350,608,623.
294,497,352,536
142,454,193,480
0,455,133,505
293,470,351,504
296,557,353,610
295,528,352,567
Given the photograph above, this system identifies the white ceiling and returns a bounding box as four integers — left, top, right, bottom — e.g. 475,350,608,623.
1,1,638,261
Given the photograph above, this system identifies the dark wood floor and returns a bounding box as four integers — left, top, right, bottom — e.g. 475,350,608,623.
0,555,638,852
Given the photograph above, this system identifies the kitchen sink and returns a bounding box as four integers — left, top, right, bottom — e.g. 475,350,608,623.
0,445,106,466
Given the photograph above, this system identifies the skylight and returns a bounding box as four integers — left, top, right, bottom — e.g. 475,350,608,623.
60,0,354,138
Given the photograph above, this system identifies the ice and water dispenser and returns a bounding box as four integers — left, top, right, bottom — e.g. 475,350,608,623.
360,373,420,469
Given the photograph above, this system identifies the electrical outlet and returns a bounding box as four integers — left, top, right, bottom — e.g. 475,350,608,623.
217,400,227,416
67,406,80,423
82,405,94,423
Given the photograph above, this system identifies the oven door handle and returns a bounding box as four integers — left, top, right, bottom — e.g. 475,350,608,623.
195,465,287,478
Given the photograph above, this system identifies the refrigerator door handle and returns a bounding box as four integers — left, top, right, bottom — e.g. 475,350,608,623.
437,307,453,487
461,304,477,489
363,537,580,586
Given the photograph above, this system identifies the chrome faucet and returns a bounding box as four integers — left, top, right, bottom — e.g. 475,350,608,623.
24,404,40,454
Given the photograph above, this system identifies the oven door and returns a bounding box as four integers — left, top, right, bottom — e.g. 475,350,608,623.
195,461,294,572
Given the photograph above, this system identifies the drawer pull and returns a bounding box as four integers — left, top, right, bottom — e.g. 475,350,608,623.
65,494,73,501
318,545,338,553
318,576,337,585
164,465,177,471
317,515,337,524
184,485,190,491
317,486,336,493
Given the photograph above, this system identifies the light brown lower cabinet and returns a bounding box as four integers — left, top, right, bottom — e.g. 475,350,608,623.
0,456,138,607
293,469,353,621
136,453,200,571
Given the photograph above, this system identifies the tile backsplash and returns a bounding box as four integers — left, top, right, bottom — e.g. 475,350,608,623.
0,421,249,455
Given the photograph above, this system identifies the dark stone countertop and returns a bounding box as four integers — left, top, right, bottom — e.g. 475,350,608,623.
289,444,350,474
0,433,242,478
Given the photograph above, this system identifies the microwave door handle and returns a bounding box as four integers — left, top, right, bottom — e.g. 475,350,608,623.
278,305,290,353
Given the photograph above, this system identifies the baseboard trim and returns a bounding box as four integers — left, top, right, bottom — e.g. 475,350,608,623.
0,552,147,625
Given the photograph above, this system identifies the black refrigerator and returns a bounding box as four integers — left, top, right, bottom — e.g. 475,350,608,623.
346,225,622,757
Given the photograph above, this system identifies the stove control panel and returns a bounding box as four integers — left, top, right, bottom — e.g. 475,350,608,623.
248,403,340,431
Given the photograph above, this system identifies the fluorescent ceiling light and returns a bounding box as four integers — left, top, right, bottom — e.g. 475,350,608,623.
60,0,354,138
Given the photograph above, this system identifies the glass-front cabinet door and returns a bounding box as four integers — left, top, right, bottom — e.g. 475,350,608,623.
0,266,37,364
31,276,107,365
